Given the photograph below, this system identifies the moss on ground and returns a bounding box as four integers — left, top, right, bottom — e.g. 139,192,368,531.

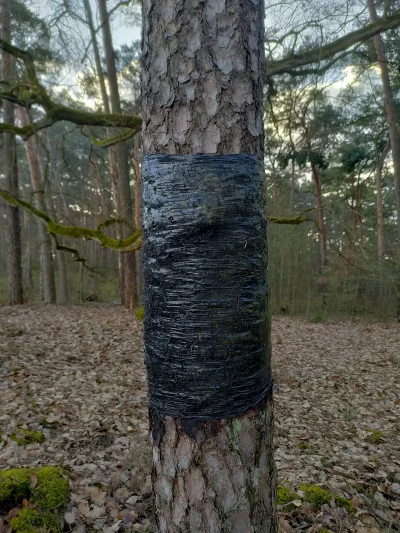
136,306,144,321
10,508,59,533
0,466,69,532
10,429,45,446
298,443,310,450
300,483,351,511
367,430,384,444
277,485,298,507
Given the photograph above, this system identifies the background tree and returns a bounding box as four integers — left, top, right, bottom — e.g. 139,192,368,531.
0,0,23,304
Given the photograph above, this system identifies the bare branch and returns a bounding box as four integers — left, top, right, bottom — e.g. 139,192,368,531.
0,38,142,140
266,10,400,76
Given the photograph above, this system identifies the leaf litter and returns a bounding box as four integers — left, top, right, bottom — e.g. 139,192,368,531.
0,305,399,532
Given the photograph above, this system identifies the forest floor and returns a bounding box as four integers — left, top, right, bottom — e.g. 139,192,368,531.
0,305,399,533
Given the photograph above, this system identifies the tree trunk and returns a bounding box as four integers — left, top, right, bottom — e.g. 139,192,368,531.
133,134,143,301
98,0,138,309
0,0,23,304
142,1,276,531
290,158,295,213
367,0,400,319
83,0,110,113
271,173,279,210
46,133,70,303
376,140,390,262
310,162,327,270
84,0,123,303
17,107,56,304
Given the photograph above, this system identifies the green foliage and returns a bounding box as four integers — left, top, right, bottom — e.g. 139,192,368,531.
300,484,351,511
136,306,145,321
10,429,45,446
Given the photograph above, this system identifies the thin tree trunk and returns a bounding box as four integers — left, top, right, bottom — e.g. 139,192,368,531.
367,0,400,319
46,133,70,303
142,0,276,531
90,158,108,217
271,173,279,210
83,0,110,113
0,0,23,304
84,0,124,304
133,133,143,301
98,0,138,309
310,162,327,270
290,158,295,212
376,139,387,261
56,249,68,304
17,107,56,304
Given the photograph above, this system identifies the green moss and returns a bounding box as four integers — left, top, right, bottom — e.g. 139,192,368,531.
0,468,31,505
0,466,69,532
136,306,144,321
298,443,310,450
300,484,351,511
10,429,45,446
10,508,58,533
367,430,384,444
31,467,69,510
277,485,298,507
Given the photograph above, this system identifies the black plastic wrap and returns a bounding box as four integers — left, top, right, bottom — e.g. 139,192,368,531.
142,154,271,420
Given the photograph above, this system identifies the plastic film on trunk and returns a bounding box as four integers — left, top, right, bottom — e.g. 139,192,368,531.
142,154,271,420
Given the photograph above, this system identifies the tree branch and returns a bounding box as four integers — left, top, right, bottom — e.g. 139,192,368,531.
267,207,320,228
266,10,400,76
0,38,142,140
0,185,318,253
0,188,142,252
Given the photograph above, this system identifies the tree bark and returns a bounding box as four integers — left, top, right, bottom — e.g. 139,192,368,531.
367,0,400,319
376,139,390,262
17,107,56,304
0,0,23,304
142,1,276,531
98,0,138,309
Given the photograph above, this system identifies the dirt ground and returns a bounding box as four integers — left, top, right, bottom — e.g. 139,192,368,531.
0,305,399,532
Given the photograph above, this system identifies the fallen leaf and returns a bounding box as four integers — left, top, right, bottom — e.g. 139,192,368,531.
90,488,107,506
77,501,90,517
64,511,76,525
